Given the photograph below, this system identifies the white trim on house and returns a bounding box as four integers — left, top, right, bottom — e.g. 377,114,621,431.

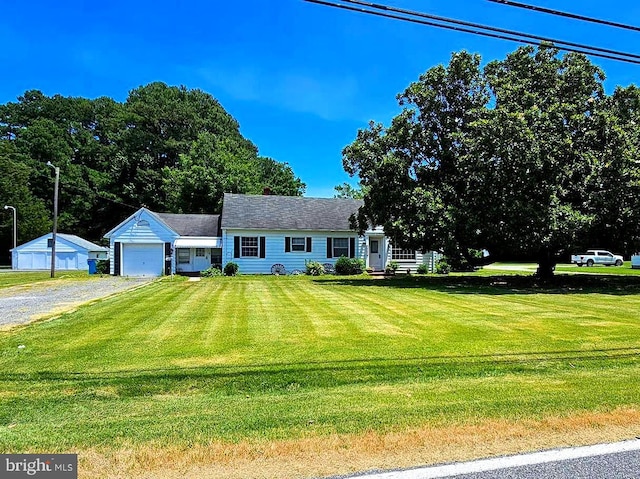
366,234,386,271
174,238,222,248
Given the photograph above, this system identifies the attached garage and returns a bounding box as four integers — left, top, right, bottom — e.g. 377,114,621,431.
104,208,179,277
105,208,222,277
121,243,164,277
11,234,108,271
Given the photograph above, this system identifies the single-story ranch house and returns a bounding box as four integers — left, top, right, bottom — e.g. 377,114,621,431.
11,233,109,271
104,193,440,276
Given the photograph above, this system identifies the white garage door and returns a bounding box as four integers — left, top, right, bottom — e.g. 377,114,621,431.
17,252,83,270
17,252,48,270
122,243,164,277
56,252,79,270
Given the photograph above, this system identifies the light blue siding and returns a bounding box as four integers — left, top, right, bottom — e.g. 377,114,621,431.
223,229,364,274
222,228,440,274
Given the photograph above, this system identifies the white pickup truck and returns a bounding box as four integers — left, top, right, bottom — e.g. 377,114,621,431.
571,250,624,267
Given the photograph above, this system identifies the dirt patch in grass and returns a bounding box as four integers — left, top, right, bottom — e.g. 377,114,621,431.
80,407,640,478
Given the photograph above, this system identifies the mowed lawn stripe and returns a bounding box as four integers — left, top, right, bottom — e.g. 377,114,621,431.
6,277,640,370
0,275,639,453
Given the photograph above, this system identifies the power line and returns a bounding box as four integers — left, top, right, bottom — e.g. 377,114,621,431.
341,0,640,61
303,0,640,65
487,0,640,33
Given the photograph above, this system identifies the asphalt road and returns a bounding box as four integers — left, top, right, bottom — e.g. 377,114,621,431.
447,450,640,479
343,440,640,479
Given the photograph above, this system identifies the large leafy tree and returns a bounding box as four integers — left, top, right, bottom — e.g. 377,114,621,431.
162,132,305,214
0,83,305,262
343,45,640,278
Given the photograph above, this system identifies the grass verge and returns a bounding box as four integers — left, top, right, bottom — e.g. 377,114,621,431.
78,407,640,478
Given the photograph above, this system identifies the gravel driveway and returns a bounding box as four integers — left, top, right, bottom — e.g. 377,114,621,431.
0,277,153,328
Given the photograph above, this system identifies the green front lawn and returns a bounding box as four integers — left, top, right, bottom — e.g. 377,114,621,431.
555,262,640,275
1,275,639,451
0,270,94,289
479,262,640,276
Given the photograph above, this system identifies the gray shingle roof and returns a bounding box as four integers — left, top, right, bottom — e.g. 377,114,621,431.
221,193,363,231
57,233,108,252
155,213,221,236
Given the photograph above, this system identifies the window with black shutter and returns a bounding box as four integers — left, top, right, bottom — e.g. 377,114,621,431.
333,238,349,258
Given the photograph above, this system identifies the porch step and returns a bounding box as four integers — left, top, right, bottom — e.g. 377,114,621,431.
177,271,201,277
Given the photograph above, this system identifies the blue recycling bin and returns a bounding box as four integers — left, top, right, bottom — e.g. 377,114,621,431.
87,259,97,274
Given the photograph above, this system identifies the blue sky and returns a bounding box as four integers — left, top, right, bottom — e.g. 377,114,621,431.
2,0,639,197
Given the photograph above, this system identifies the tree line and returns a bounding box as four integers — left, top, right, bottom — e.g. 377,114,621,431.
0,82,305,264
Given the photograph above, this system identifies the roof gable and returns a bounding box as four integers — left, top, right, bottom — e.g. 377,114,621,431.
221,193,363,231
103,207,178,239
56,234,108,252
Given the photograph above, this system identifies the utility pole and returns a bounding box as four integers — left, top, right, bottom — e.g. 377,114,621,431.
46,161,60,278
3,205,16,268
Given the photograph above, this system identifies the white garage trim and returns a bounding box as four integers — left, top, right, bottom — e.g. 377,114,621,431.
122,243,164,277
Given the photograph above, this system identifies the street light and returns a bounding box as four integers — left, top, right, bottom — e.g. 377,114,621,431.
46,161,60,278
3,205,16,268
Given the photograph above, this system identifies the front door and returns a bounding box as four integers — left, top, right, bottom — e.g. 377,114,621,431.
369,238,383,271
193,248,210,271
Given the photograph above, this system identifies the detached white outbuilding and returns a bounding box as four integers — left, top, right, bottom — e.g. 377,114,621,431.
11,233,109,271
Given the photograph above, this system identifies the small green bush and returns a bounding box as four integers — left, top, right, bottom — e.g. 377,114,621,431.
223,262,239,276
96,260,110,275
335,256,365,275
305,261,325,276
436,258,451,275
416,263,429,274
200,266,223,277
385,261,399,275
